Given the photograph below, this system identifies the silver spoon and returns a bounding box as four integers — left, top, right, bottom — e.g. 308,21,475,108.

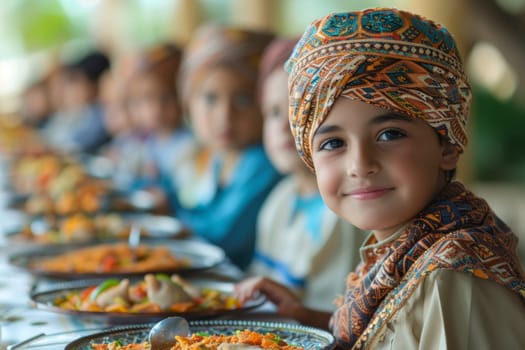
128,224,141,262
148,316,190,350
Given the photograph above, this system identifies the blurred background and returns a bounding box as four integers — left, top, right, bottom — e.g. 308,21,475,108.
1,0,524,228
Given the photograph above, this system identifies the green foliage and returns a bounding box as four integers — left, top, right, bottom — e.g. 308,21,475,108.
12,0,80,51
472,86,525,183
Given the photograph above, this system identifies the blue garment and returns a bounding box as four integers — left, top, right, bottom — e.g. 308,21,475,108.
73,103,111,153
148,128,196,177
43,103,110,154
169,145,281,269
253,250,307,288
289,193,326,243
128,128,197,192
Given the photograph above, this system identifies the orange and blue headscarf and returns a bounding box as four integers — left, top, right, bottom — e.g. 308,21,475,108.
286,8,472,170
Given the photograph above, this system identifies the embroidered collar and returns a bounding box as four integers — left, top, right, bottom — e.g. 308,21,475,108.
359,225,408,266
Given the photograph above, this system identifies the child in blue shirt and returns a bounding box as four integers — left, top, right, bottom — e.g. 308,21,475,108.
168,24,280,269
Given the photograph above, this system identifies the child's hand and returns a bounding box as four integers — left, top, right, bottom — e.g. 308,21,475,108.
235,276,332,329
234,277,303,318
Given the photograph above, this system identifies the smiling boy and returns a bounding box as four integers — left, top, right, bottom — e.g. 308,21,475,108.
236,8,525,349
311,101,457,241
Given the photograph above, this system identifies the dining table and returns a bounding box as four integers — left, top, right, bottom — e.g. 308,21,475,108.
0,152,301,350
0,203,290,350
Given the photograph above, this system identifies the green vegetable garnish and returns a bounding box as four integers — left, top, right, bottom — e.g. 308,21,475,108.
155,273,171,282
195,331,211,336
90,278,120,302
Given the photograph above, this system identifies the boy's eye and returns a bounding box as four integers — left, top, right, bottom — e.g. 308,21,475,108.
267,105,282,119
233,93,253,109
318,138,344,151
202,92,217,106
377,128,406,141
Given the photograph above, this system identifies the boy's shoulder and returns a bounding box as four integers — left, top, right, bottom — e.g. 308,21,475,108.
400,229,525,300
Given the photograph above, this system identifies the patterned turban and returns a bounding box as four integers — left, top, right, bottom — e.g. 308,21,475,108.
178,23,274,114
286,8,472,170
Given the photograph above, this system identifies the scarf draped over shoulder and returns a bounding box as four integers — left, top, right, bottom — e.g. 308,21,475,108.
330,181,525,349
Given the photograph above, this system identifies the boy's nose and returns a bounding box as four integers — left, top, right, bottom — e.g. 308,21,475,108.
216,100,235,123
345,144,379,178
279,113,290,130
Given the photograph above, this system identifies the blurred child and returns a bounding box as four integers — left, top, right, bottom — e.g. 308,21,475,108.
236,8,525,349
20,77,52,129
169,24,281,269
123,43,196,199
42,50,111,153
96,52,142,189
247,37,366,311
98,55,135,148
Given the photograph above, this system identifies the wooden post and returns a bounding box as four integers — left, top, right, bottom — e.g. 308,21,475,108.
169,0,202,47
231,0,276,31
91,0,125,54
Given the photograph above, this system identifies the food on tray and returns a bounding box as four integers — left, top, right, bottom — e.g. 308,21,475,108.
15,213,178,244
91,329,303,350
55,273,241,314
18,213,129,244
32,243,190,273
10,154,78,195
23,179,108,216
92,343,149,350
9,153,110,215
0,122,47,156
25,184,106,216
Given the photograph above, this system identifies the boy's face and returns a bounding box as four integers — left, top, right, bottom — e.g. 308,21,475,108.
262,69,304,174
62,72,96,111
99,73,130,137
189,66,263,153
126,73,178,134
311,97,459,240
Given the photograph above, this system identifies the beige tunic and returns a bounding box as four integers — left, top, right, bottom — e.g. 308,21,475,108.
368,269,525,349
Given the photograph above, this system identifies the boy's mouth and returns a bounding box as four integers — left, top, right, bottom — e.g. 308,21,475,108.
346,186,394,200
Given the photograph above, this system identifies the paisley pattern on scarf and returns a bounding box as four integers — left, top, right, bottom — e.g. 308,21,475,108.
329,182,525,349
285,8,472,170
